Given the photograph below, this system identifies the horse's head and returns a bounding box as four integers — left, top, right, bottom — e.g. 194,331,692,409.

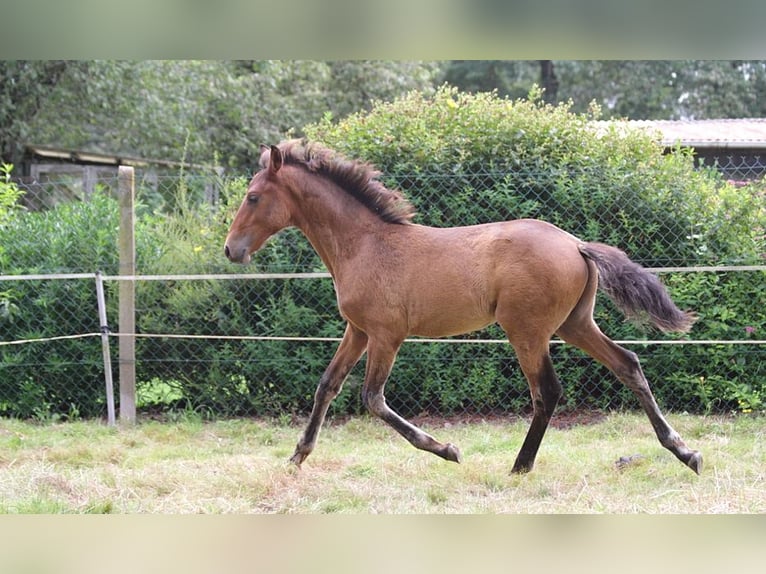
224,144,292,264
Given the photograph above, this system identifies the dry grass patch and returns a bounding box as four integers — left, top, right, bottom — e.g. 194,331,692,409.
0,412,763,513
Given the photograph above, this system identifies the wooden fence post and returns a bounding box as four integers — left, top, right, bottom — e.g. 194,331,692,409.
118,166,136,424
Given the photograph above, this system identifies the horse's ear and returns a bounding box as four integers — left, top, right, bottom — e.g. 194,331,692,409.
269,145,283,173
257,144,270,169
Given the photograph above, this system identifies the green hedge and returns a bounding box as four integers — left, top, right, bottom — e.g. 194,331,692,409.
1,87,764,419
305,86,764,266
300,86,765,415
0,194,118,418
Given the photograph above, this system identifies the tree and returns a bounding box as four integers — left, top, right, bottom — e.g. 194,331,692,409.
323,61,443,118
217,61,442,168
553,61,681,119
442,60,766,120
555,60,766,119
27,61,247,166
441,61,538,99
539,60,559,104
675,60,766,119
4,60,442,172
7,60,763,176
0,61,86,166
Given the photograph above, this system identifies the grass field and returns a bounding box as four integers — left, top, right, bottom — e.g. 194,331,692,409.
0,412,764,513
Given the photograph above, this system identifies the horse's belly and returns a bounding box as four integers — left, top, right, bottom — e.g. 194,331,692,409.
336,282,494,339
407,296,495,338
409,317,495,338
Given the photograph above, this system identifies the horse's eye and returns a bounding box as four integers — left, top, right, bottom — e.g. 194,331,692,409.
247,194,259,205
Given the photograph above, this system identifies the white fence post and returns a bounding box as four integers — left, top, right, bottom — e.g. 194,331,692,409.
118,166,136,424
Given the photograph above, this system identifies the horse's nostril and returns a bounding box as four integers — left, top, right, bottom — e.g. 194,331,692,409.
224,245,231,258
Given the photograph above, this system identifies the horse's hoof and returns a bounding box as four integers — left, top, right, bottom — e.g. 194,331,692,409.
443,443,462,463
687,451,703,475
510,456,533,474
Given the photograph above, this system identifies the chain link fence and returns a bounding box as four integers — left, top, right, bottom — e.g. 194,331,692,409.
697,152,766,182
2,154,765,421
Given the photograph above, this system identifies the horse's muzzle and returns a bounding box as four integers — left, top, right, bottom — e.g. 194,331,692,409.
224,243,250,264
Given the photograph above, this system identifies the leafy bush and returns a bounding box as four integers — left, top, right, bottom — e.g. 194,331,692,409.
0,192,119,418
0,164,24,227
300,86,765,415
2,87,764,419
305,86,763,266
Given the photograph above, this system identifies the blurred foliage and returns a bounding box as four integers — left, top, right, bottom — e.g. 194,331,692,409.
439,60,766,120
0,60,442,170
4,60,766,177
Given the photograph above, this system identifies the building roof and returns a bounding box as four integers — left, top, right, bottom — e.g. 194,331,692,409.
599,118,766,149
24,144,218,170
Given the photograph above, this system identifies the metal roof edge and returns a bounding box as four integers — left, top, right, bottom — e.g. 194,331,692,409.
24,145,220,171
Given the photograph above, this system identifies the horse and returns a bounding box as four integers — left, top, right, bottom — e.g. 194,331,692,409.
224,140,702,475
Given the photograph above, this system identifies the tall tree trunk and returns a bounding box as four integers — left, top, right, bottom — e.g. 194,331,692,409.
539,60,559,104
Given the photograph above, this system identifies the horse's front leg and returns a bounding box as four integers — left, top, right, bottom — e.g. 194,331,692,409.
289,323,367,467
361,337,462,463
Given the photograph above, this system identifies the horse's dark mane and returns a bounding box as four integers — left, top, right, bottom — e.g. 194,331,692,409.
274,140,416,225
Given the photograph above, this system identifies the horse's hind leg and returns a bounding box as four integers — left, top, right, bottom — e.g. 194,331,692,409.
361,337,462,463
290,323,368,467
509,345,563,473
557,317,702,474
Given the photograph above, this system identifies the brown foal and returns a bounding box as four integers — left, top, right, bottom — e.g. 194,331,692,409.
224,140,701,474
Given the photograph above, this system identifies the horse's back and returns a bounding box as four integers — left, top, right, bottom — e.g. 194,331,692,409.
345,218,591,339
408,218,586,284
485,218,586,276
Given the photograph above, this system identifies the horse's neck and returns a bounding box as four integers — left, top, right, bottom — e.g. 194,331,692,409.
291,181,382,276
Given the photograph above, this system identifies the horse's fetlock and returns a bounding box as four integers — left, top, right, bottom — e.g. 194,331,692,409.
361,388,386,415
659,430,684,450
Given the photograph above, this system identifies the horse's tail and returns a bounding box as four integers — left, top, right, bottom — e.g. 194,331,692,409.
578,242,696,333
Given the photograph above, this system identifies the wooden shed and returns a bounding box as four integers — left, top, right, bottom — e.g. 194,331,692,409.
595,119,766,183
16,145,222,210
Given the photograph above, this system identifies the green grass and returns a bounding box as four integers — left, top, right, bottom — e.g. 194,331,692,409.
0,413,764,513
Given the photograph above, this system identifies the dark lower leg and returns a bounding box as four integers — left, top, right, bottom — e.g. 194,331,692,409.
289,377,344,466
362,389,462,462
361,346,462,463
561,322,702,474
623,358,702,473
290,325,367,467
512,354,562,473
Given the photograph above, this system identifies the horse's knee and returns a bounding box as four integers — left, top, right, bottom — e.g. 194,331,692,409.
311,384,338,412
317,378,342,401
545,374,563,403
